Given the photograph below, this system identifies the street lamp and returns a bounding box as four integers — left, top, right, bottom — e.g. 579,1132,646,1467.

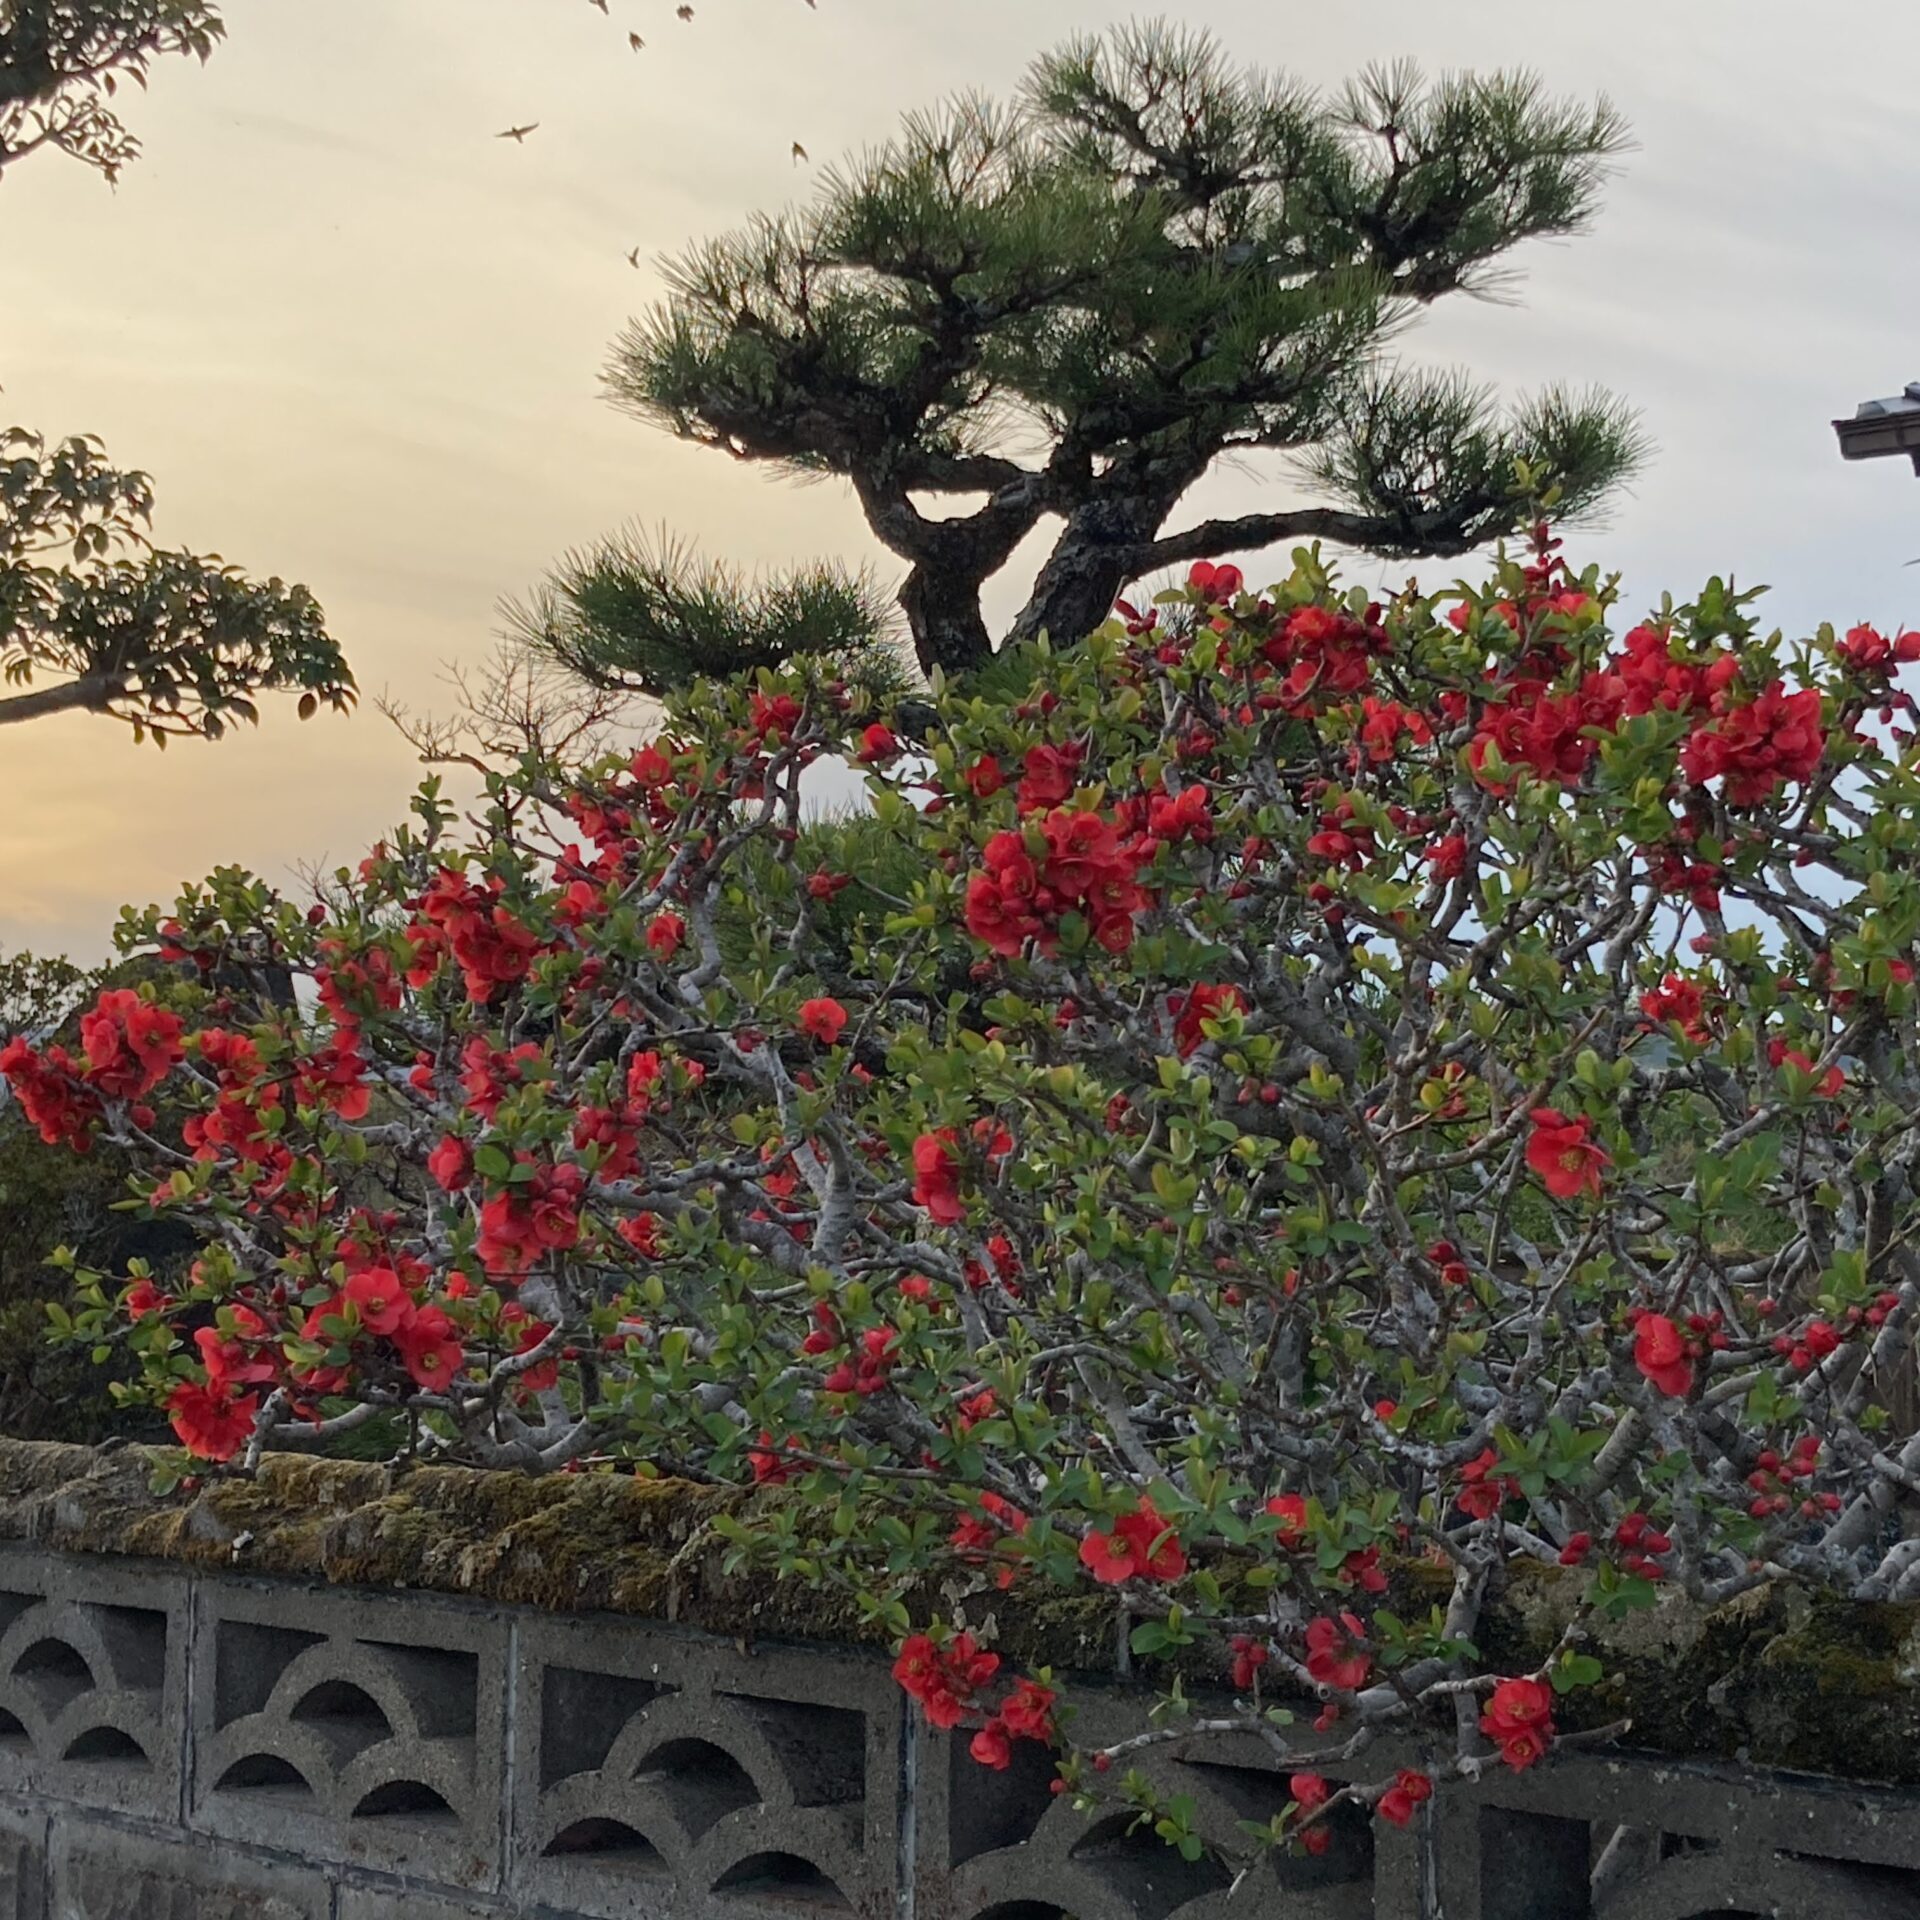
1835,384,1920,475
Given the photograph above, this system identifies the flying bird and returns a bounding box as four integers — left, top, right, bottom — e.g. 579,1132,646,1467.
791,140,809,163
496,123,538,143
676,4,693,17
626,247,642,268
629,30,645,48
588,0,608,10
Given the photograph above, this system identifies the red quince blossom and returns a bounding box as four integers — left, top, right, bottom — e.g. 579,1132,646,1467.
1526,1109,1609,1200
1681,682,1826,805
997,1676,1056,1743
911,1130,966,1224
167,1381,259,1461
344,1267,413,1337
1304,1612,1371,1691
1457,1447,1518,1520
1173,983,1248,1058
1078,1497,1188,1585
950,1493,1028,1588
391,1304,464,1391
964,808,1152,958
1377,1769,1433,1827
0,1037,100,1150
646,912,686,960
1187,560,1243,602
1837,622,1920,676
959,754,1004,798
78,990,185,1099
1265,1492,1309,1545
1632,1312,1693,1397
855,722,899,764
1479,1677,1554,1771
1289,1771,1333,1855
799,997,848,1045
746,1431,802,1485
428,1136,473,1192
1639,974,1712,1044
893,1632,999,1730
1229,1635,1270,1690
413,869,543,1002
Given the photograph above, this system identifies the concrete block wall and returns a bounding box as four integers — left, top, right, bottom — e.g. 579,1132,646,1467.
0,1537,1915,1918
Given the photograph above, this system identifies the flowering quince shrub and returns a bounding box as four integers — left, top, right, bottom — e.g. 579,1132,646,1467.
22,526,1920,1860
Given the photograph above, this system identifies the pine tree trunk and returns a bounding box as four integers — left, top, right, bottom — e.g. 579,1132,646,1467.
899,562,994,678
1007,482,1196,653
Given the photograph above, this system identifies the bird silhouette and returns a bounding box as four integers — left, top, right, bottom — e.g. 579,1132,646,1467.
589,0,608,11
629,30,645,48
626,247,642,268
676,4,693,17
791,140,810,164
496,123,538,142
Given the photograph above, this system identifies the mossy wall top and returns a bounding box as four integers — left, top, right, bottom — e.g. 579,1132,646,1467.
4,1438,1919,1785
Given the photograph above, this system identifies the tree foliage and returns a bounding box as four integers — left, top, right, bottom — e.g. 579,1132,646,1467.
607,23,1644,677
0,0,221,182
15,526,1920,1844
0,428,353,740
509,527,907,704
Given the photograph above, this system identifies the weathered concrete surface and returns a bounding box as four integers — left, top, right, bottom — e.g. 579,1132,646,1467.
0,1438,1918,1786
0,1439,1919,1913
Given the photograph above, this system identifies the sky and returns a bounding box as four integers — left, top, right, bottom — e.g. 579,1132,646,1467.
4,0,1920,961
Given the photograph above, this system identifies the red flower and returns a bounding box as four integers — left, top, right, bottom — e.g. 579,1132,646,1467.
747,1430,801,1484
1265,1492,1310,1546
1078,1497,1187,1585
1377,1769,1432,1827
1526,1109,1609,1200
345,1267,414,1337
998,1677,1057,1742
892,1632,1000,1730
1173,983,1248,1058
1639,974,1712,1044
391,1305,464,1391
855,722,899,765
1425,834,1469,880
646,912,686,960
1187,560,1244,603
968,1721,1012,1769
950,1493,1028,1588
1289,1771,1332,1855
79,990,185,1099
799,997,848,1045
911,1131,966,1224
167,1381,259,1461
960,755,1005,799
1479,1677,1554,1771
428,1136,473,1192
1015,744,1081,814
1633,1313,1693,1397
1304,1613,1371,1692
1682,682,1826,805
1457,1447,1517,1521
1229,1635,1270,1690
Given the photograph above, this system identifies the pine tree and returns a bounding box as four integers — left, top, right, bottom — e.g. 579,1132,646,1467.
603,23,1645,679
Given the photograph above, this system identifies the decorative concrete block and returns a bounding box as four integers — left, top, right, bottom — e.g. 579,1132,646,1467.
189,1578,506,1891
335,1885,512,1920
0,1801,45,1920
0,1545,185,1823
914,1683,1374,1920
47,1818,325,1920
509,1613,901,1920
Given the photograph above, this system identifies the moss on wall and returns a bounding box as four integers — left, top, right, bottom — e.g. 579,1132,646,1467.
2,1436,1918,1785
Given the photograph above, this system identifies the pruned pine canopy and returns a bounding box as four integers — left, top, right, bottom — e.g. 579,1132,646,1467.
604,24,1645,677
